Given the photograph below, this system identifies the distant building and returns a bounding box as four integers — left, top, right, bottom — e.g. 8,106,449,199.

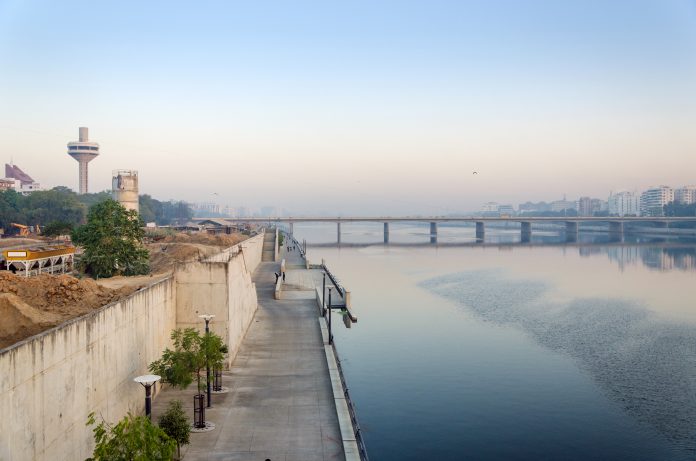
577,197,592,216
640,186,673,216
550,199,576,213
608,191,639,217
498,204,515,216
3,163,43,194
0,178,18,191
480,202,499,213
518,201,550,214
67,127,99,194
112,170,139,213
193,202,221,215
674,186,696,205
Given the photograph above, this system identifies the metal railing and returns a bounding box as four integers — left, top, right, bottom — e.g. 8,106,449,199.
331,339,370,461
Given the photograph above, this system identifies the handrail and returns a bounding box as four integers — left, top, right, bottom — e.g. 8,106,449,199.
332,339,369,461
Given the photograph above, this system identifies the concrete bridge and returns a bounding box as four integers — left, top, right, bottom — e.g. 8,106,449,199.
197,216,696,244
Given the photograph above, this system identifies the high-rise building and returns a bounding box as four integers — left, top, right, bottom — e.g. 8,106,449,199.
608,191,639,217
577,197,592,216
67,127,100,194
674,186,696,205
639,186,673,216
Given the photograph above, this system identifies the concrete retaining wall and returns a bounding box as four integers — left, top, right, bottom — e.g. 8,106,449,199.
0,277,176,461
0,232,266,461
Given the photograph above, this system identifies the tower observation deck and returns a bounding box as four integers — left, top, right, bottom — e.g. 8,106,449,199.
67,127,99,194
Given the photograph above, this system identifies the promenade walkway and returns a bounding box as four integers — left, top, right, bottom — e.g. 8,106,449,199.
151,245,345,461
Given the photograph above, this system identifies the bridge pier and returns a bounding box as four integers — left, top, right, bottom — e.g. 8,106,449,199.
475,221,485,240
609,221,624,235
430,222,437,244
337,222,341,245
384,222,389,244
565,221,578,242
520,222,531,243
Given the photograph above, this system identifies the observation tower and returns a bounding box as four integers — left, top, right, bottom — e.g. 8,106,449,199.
67,127,99,194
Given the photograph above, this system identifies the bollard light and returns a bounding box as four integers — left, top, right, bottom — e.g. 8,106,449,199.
134,374,161,420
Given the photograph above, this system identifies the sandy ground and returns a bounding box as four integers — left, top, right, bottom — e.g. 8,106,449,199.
0,231,248,349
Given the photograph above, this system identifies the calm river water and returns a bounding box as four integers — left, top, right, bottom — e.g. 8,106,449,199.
291,222,696,461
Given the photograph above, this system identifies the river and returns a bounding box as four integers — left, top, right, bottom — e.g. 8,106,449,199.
291,222,696,461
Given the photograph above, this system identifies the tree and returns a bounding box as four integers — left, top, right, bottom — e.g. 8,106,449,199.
72,199,149,278
85,412,176,461
42,220,74,237
158,400,190,459
149,328,226,394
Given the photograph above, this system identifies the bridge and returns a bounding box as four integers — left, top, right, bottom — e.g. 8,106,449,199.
195,216,696,244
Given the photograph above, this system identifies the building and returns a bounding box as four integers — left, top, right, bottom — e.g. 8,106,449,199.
591,199,607,214
67,127,100,194
639,186,673,216
550,199,576,213
577,197,592,216
608,191,639,217
674,186,696,205
112,170,139,213
518,201,550,214
3,163,43,194
498,204,515,216
480,202,499,216
0,178,18,191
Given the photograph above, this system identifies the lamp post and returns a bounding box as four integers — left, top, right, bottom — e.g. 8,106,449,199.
134,374,161,420
327,287,333,345
322,272,326,315
198,314,215,408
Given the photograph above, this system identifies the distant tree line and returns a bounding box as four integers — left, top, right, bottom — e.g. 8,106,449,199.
0,187,193,235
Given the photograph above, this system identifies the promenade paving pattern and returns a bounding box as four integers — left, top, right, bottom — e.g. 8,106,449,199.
151,245,345,461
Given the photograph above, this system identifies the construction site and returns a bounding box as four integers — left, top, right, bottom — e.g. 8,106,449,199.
0,229,249,350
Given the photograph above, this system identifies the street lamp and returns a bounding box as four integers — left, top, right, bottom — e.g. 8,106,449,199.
198,314,215,408
134,374,161,420
327,287,333,345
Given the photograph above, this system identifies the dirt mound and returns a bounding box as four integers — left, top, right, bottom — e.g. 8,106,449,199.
159,232,245,248
0,293,63,349
147,233,246,273
0,273,133,349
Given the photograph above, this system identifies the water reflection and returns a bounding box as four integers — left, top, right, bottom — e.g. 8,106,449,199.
311,240,696,272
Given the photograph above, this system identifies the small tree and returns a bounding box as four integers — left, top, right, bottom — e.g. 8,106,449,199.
158,400,190,459
72,199,149,278
150,328,227,428
149,328,226,394
85,411,176,461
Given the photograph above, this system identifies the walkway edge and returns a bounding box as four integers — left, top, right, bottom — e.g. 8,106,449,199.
318,317,362,461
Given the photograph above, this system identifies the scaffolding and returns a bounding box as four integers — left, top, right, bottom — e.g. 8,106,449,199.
2,245,76,277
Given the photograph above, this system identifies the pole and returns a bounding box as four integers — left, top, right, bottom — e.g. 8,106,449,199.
322,272,326,315
205,318,211,408
328,287,333,345
145,384,152,420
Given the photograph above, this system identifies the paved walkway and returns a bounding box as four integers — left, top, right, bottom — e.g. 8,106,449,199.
152,246,345,461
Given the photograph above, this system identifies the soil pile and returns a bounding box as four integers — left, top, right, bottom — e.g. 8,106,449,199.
147,232,246,273
0,273,132,349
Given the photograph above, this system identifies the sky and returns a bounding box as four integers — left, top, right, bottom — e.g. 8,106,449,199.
0,0,695,215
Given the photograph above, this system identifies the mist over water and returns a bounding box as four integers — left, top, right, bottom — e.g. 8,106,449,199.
293,223,696,460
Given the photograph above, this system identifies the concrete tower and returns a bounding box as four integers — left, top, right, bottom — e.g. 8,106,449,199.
112,170,139,213
67,127,99,194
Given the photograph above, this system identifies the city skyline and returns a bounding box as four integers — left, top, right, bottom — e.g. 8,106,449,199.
1,1,695,214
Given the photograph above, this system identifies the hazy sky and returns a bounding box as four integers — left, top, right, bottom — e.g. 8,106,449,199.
1,0,695,214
